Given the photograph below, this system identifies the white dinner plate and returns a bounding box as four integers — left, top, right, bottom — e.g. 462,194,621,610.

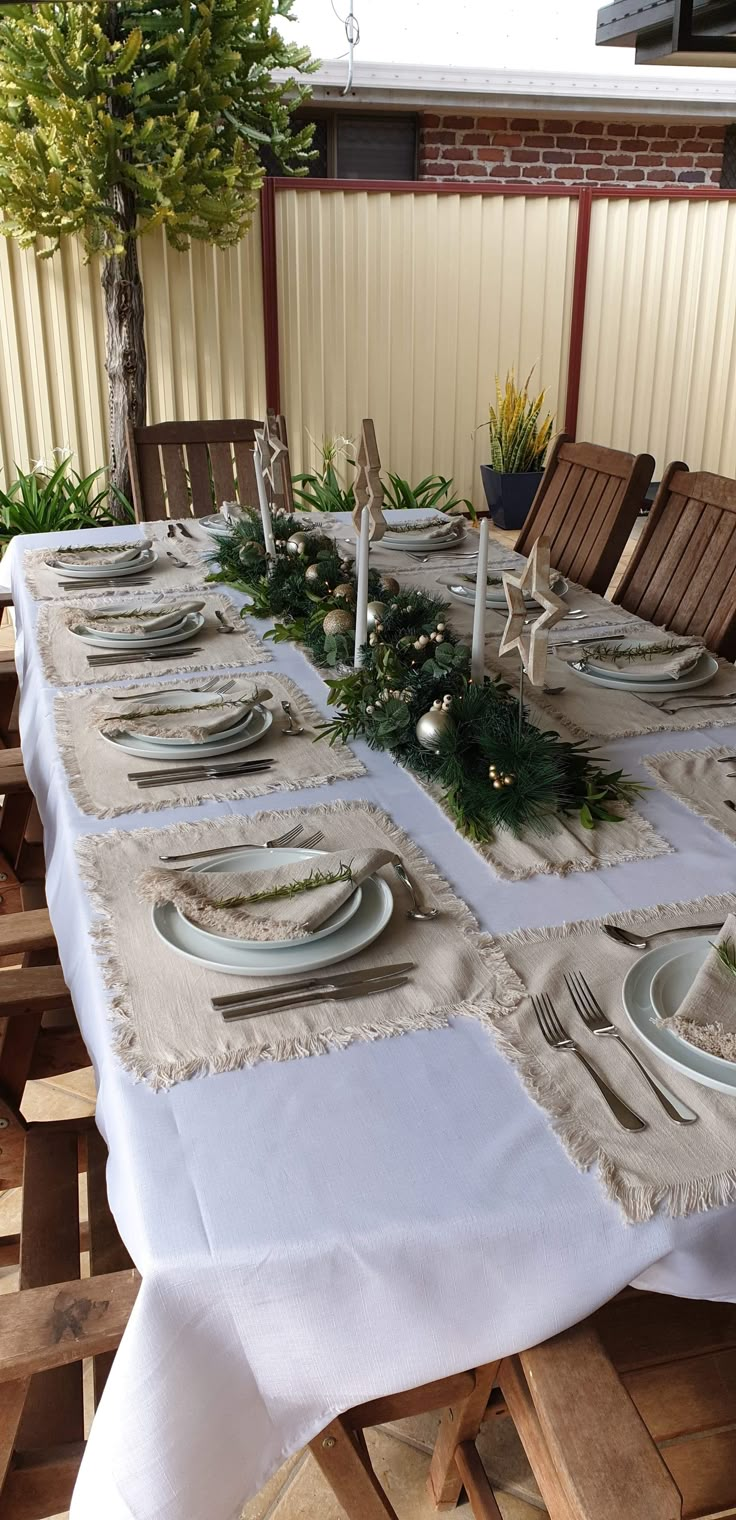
71,611,204,650
622,933,736,1095
102,704,271,761
568,650,718,695
53,547,156,579
445,575,568,608
102,690,257,747
581,640,705,684
179,847,364,951
152,846,394,976
201,515,232,539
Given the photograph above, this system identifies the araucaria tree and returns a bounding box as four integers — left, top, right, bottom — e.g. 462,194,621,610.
0,1,313,505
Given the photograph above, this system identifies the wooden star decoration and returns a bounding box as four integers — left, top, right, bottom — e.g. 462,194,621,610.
255,414,293,515
498,537,566,687
352,418,386,542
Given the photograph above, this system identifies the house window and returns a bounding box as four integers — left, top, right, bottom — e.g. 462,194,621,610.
265,113,418,181
721,124,736,188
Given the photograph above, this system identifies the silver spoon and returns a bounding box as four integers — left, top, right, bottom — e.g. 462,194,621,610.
603,922,725,951
281,700,305,735
166,550,188,568
393,861,438,920
215,610,235,634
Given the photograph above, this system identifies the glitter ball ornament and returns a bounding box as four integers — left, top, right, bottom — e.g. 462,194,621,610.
366,600,388,632
322,608,355,637
415,700,453,752
379,574,400,596
333,583,356,604
305,563,323,584
286,532,308,557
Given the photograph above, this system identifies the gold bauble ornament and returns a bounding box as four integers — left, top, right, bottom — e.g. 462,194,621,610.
305,563,323,584
379,574,400,596
322,608,355,637
493,779,503,790
333,582,356,604
415,700,453,752
239,541,265,563
286,532,309,557
366,600,388,632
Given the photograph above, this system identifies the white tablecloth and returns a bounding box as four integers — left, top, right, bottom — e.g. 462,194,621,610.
5,518,736,1520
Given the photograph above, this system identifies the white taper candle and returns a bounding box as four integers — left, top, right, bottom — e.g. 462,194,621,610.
354,505,370,668
470,517,490,684
254,450,277,561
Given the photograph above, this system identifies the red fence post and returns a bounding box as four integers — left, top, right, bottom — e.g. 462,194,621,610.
260,178,281,415
564,187,593,439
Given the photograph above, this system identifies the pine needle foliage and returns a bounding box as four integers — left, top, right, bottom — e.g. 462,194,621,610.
0,0,316,257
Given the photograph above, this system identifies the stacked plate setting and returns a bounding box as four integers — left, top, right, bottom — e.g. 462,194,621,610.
381,518,465,554
623,935,735,1095
51,543,156,582
569,640,718,695
71,605,205,652
152,845,395,976
445,571,568,610
101,690,273,762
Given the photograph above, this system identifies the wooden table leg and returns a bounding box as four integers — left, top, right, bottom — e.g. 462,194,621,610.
310,1415,400,1520
427,1362,500,1510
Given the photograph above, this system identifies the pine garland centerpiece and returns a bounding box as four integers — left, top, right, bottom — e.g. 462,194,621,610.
211,512,645,842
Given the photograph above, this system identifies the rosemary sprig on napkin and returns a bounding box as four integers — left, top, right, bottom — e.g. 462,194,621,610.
211,862,353,909
714,939,736,979
578,639,692,663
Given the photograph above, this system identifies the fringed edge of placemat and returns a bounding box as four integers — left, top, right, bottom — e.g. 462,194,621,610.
21,545,207,602
74,799,525,1089
54,674,366,819
492,889,736,1222
643,745,736,839
520,673,736,742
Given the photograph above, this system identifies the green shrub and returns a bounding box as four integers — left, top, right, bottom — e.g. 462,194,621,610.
0,454,133,546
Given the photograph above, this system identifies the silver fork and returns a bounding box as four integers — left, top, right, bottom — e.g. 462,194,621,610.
565,972,697,1124
532,992,647,1130
159,822,306,862
111,676,236,701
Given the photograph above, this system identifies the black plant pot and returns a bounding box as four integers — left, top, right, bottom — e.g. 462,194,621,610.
480,466,543,531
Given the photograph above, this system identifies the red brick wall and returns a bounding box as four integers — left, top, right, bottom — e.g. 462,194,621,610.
419,114,726,186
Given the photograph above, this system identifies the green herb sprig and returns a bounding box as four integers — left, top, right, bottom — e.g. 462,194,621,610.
714,938,736,979
211,863,353,909
579,639,695,664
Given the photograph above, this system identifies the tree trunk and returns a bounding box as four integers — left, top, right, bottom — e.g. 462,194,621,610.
101,183,146,518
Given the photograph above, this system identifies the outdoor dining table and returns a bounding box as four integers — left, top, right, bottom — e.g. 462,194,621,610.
3,512,736,1520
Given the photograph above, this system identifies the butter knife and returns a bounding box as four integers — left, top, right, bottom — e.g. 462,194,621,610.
87,646,204,666
221,973,410,1023
213,961,416,1010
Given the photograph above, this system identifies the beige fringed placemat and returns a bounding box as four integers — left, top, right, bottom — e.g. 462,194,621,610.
75,800,522,1089
21,522,210,601
466,804,671,882
494,891,736,1222
505,651,736,741
55,672,364,818
644,745,736,843
36,591,269,686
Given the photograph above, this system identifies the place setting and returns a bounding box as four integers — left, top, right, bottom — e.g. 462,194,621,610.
75,800,521,1088
494,888,736,1222
644,742,736,847
18,521,207,600
54,672,364,817
35,589,269,685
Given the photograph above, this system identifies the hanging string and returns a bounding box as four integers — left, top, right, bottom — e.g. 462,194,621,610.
330,0,360,94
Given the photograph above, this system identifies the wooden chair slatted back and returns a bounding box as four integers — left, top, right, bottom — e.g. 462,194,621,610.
614,466,736,659
515,435,654,595
126,419,264,521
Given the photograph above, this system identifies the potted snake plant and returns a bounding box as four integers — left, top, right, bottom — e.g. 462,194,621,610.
480,370,554,530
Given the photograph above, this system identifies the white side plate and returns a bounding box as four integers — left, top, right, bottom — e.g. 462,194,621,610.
622,934,736,1095
72,611,205,650
568,651,719,695
102,704,271,761
53,547,157,578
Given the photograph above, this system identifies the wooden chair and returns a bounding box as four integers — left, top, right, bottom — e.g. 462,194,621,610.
613,464,736,659
515,435,654,595
126,418,264,522
0,1119,139,1518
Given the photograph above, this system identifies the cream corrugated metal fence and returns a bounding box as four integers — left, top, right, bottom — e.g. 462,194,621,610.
0,210,266,487
3,188,736,503
276,188,578,506
578,196,736,478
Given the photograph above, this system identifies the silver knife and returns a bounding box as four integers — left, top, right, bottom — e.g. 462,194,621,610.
213,960,416,1010
221,974,410,1023
87,646,204,666
132,760,274,787
60,577,154,590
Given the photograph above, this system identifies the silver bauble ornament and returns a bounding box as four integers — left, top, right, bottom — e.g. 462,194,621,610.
366,600,388,632
415,701,453,752
322,608,355,637
305,563,322,584
286,532,308,557
333,582,356,604
379,574,400,596
238,540,265,562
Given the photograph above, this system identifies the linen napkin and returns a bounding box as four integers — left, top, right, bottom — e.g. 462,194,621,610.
564,637,703,680
663,915,736,1062
385,517,465,541
140,846,397,942
98,684,272,743
49,539,152,568
67,599,205,636
220,502,245,524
